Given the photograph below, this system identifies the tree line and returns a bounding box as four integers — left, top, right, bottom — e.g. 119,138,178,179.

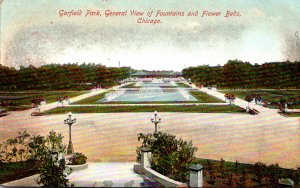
182,60,300,89
0,63,131,90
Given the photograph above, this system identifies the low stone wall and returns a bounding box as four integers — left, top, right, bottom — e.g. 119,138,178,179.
144,167,186,187
134,163,186,187
66,163,88,171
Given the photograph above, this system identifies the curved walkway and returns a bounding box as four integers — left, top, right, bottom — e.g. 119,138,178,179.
192,84,283,116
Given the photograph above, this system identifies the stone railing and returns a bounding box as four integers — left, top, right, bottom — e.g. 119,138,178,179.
134,147,203,187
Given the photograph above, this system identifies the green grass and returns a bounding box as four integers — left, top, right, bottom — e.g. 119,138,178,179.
290,104,300,109
219,89,300,109
44,105,245,114
0,91,87,105
281,112,300,117
190,91,225,103
0,161,39,184
176,82,191,88
219,89,300,102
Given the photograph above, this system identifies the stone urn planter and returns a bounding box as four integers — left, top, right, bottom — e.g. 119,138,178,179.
65,153,88,171
31,112,43,116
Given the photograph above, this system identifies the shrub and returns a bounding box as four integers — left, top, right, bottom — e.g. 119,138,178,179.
137,131,197,182
226,172,234,186
46,130,66,153
219,158,226,178
245,95,253,103
0,130,66,163
236,168,247,186
28,135,47,161
253,162,267,183
70,152,87,165
267,164,280,186
0,131,31,163
37,154,71,187
206,160,216,184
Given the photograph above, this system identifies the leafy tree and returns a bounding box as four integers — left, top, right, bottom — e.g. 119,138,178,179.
183,60,300,89
0,63,131,91
221,60,253,89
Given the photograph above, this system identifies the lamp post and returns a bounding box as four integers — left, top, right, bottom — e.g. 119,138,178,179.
151,111,161,133
64,112,76,154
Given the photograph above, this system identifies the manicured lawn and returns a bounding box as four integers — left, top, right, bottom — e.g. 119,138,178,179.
220,89,300,109
176,82,191,88
44,105,245,114
190,91,225,103
0,161,39,184
0,91,87,106
290,104,300,109
219,89,300,102
281,112,300,117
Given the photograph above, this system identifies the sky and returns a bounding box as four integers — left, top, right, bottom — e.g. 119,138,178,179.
0,0,300,71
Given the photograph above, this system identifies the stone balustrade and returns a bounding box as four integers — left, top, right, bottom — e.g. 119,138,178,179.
137,147,203,187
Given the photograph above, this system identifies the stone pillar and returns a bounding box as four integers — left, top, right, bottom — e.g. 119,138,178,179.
189,164,203,187
141,147,151,168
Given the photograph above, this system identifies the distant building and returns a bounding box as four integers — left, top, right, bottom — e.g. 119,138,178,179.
132,71,182,78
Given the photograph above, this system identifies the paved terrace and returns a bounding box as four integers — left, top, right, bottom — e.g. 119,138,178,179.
2,162,155,187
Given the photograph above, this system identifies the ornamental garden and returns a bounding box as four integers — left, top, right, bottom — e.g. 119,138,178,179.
0,60,300,187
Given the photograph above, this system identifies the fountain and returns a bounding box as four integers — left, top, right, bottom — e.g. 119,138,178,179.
179,89,191,100
104,90,125,101
139,87,163,96
98,80,197,102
